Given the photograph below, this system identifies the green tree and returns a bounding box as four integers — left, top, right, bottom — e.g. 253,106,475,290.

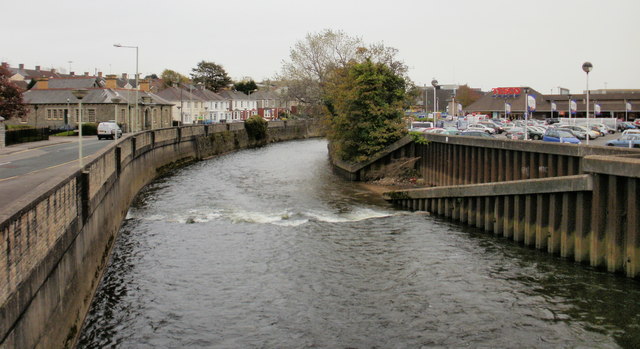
160,69,190,86
234,79,258,95
191,61,232,92
0,66,27,120
278,29,408,117
324,59,407,163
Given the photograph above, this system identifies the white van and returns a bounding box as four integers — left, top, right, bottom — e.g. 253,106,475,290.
97,121,122,140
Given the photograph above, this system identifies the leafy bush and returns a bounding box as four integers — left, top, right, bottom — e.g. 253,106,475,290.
244,115,268,141
80,123,98,136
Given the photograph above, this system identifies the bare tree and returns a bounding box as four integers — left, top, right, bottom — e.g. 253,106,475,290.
277,29,408,117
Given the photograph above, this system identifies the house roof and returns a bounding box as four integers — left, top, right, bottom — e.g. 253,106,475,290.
217,90,252,100
23,88,173,106
48,77,101,89
154,86,204,103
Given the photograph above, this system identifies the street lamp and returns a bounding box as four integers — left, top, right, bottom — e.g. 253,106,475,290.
114,43,138,132
524,87,529,140
582,61,593,145
71,88,89,168
431,79,438,116
112,96,122,145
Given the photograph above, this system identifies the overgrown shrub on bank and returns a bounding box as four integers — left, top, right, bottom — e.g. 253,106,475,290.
244,115,268,141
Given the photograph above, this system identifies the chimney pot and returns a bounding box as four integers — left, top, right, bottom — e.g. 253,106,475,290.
35,65,41,71
19,63,24,69
122,73,128,79
84,72,89,76
70,72,75,76
98,72,103,78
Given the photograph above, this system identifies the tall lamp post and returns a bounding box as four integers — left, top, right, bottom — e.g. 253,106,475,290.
431,79,438,116
582,62,593,145
524,88,529,140
114,43,138,132
112,96,122,145
71,89,89,168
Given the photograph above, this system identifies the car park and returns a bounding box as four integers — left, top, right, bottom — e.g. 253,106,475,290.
97,121,122,140
542,129,581,144
605,134,640,148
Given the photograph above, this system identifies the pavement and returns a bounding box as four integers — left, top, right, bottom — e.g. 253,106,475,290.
0,136,77,156
0,136,98,221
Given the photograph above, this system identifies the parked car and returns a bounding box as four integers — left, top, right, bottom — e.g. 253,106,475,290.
617,121,637,132
478,121,504,134
505,126,544,140
605,134,640,148
622,129,640,136
460,131,495,138
466,124,496,134
557,125,599,140
542,129,581,144
97,121,122,140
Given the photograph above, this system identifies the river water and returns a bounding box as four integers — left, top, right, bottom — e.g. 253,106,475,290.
78,138,640,348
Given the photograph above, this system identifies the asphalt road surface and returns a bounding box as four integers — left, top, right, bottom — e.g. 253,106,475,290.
0,137,114,218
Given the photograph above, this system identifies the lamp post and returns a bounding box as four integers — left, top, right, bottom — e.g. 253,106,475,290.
71,89,89,168
112,96,122,145
431,79,438,116
524,87,529,140
114,43,138,132
582,62,593,145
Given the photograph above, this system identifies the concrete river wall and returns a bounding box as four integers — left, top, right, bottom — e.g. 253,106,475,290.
332,133,640,279
0,120,323,348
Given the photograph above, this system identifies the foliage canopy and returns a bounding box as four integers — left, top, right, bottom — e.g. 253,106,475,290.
191,61,232,92
278,29,409,117
0,66,27,120
234,79,258,95
161,69,190,86
324,59,407,163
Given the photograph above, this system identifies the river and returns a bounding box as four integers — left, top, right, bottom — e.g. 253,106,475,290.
78,138,640,348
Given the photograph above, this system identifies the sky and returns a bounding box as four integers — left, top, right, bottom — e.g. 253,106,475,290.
2,0,639,94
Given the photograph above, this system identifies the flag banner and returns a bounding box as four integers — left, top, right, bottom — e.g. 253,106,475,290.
570,100,577,114
595,104,601,116
627,102,633,112
551,102,557,111
505,103,511,114
527,95,536,112
457,103,462,113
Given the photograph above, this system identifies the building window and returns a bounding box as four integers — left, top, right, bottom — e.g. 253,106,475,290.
87,109,97,122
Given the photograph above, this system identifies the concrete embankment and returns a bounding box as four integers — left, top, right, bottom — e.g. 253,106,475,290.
331,134,640,279
0,120,323,349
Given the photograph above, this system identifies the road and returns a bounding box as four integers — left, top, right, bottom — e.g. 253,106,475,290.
0,137,114,217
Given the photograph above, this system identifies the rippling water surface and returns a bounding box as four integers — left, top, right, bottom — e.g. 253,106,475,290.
78,139,640,348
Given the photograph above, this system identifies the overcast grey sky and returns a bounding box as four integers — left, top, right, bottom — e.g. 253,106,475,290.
3,0,638,94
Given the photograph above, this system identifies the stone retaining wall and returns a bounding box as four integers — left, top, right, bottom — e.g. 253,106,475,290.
0,120,323,348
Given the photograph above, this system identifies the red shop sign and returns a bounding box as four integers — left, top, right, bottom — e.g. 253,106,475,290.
492,87,522,96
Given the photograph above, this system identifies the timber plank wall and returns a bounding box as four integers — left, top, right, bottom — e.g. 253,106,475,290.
332,133,640,279
0,120,323,349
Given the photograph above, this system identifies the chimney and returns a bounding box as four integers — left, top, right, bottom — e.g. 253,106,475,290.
34,77,49,89
105,74,118,89
19,63,24,69
70,72,75,76
139,79,150,92
84,72,89,76
51,68,56,74
1,62,8,69
121,73,128,79
35,65,41,71
98,72,103,78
